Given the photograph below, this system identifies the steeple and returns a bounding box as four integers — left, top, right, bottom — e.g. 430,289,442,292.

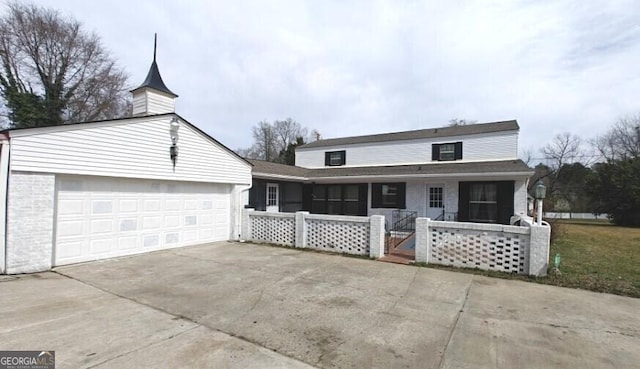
131,34,178,116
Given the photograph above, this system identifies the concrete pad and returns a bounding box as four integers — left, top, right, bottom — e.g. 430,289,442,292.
92,326,314,369
8,241,640,369
57,242,473,368
0,271,315,368
441,276,640,369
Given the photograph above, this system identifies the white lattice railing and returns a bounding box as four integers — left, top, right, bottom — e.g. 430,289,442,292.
415,218,550,276
428,221,529,274
242,210,385,258
306,214,370,255
249,212,295,246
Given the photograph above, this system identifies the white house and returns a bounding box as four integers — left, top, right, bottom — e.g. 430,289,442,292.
0,52,251,274
248,121,533,226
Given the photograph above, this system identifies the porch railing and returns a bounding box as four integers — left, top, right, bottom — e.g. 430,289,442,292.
385,210,417,252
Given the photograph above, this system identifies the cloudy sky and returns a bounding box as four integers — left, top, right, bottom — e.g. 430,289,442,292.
40,0,640,158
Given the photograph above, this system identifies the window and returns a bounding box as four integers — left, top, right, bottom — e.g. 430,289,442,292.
267,183,278,206
429,187,443,208
327,185,342,214
468,183,497,222
432,142,462,161
458,181,514,225
324,150,346,166
439,144,455,161
382,185,397,206
310,184,367,215
372,183,406,208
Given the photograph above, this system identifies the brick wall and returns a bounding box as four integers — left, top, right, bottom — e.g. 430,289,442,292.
6,172,55,273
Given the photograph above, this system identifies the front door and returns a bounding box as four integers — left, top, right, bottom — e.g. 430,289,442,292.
266,183,279,212
426,185,444,220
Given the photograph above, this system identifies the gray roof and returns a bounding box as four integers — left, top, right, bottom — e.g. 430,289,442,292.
249,159,309,178
250,159,532,181
131,60,178,97
298,120,519,150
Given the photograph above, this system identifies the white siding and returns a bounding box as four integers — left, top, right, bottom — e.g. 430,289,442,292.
514,178,529,215
132,93,146,116
146,91,175,115
296,131,518,168
9,117,251,185
132,89,175,116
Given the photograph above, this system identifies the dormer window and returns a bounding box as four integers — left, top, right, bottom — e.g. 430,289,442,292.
432,142,462,161
325,150,346,166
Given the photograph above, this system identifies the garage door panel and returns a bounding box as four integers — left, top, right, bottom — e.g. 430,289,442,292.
57,220,84,237
90,239,111,254
119,199,138,212
90,219,112,234
165,215,180,227
118,236,138,251
56,241,83,259
54,177,231,266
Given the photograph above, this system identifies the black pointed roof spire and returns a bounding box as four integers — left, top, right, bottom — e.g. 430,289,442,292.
131,33,178,97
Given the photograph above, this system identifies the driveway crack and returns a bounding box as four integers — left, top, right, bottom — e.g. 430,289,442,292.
437,276,472,369
85,325,199,369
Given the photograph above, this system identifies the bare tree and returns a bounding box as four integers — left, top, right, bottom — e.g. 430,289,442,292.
541,132,585,169
537,132,590,213
448,118,477,127
519,146,536,167
273,118,307,152
250,120,278,161
237,119,317,163
0,2,129,128
591,114,640,162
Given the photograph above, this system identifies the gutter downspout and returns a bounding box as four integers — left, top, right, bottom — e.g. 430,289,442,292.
0,138,10,274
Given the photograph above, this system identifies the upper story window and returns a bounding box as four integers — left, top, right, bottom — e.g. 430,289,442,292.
324,150,346,166
432,142,462,161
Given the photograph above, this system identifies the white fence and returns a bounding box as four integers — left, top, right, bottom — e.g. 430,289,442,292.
415,216,550,276
242,210,551,276
242,210,385,258
544,212,609,220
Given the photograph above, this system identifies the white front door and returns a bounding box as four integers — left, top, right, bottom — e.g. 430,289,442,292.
426,185,445,220
266,183,279,212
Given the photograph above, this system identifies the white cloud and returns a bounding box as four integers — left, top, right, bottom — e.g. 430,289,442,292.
38,0,640,158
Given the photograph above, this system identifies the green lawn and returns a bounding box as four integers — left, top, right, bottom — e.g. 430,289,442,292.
546,220,640,298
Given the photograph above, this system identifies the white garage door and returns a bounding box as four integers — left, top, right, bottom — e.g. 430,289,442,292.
54,176,231,266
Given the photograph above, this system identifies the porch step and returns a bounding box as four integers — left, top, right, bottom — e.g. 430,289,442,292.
379,254,414,265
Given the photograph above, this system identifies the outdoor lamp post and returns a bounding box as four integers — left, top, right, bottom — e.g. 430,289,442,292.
169,116,180,170
534,180,546,225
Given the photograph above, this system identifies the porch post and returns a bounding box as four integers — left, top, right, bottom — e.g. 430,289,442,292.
415,217,431,263
528,223,551,276
241,208,254,241
369,215,385,258
295,211,309,248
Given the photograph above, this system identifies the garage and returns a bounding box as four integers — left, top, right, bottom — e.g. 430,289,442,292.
54,176,231,266
0,54,253,274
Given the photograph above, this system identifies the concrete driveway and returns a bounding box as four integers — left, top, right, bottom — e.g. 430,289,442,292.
1,242,639,369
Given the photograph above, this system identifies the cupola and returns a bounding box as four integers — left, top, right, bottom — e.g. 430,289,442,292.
131,34,178,116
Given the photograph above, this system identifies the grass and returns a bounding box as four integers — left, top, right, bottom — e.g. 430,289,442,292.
545,220,640,298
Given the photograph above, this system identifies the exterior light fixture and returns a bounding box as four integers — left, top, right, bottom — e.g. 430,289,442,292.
534,180,546,225
169,116,179,170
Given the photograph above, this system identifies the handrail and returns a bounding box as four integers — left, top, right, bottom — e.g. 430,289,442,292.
386,210,417,252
